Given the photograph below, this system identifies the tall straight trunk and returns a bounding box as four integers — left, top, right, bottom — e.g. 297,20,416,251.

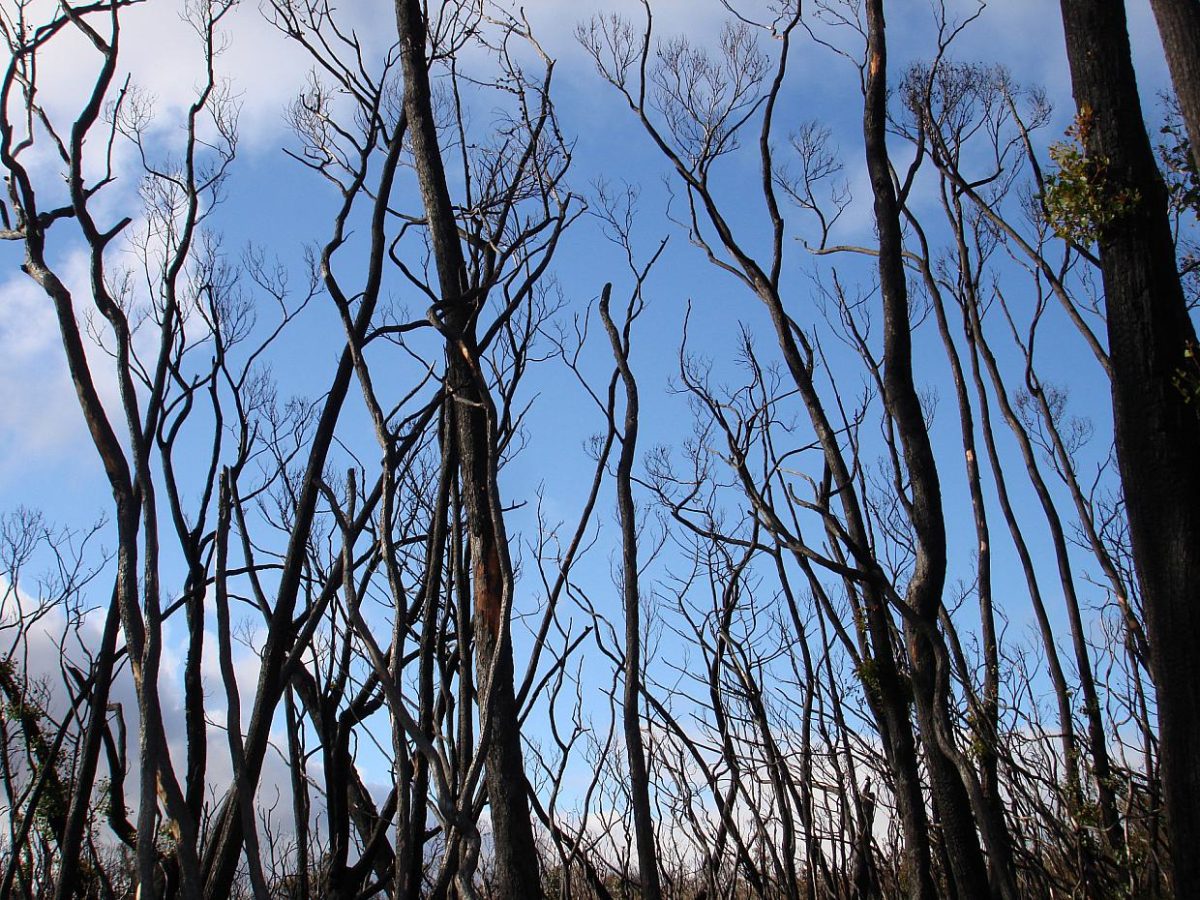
956,290,1100,885
203,100,406,900
1058,1,1200,892
284,690,311,900
759,293,935,897
768,314,936,898
392,2,542,896
1149,0,1200,174
591,9,937,889
776,560,827,896
980,307,1125,857
943,168,1121,862
750,245,936,900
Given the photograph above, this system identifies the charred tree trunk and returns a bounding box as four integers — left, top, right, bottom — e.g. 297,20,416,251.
1059,0,1200,892
392,2,542,896
1149,0,1200,174
862,3,1001,897
600,284,663,900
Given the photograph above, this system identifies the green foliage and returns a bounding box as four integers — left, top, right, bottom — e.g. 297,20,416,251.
854,657,912,708
1174,340,1200,413
1043,108,1141,244
964,707,993,764
854,657,882,702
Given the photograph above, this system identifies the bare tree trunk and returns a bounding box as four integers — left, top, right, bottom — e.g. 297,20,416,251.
862,3,1000,897
53,595,121,900
1058,1,1200,892
600,284,663,900
1149,0,1200,174
391,3,542,896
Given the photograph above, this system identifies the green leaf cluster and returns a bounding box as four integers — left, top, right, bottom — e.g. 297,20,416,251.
1174,340,1200,413
1043,109,1141,244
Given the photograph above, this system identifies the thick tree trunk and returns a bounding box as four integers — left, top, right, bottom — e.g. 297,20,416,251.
859,599,938,900
904,632,991,899
1058,1,1200,893
1149,0,1200,174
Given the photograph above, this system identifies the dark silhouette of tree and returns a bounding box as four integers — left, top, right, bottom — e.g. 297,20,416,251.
0,0,1191,897
1058,1,1200,893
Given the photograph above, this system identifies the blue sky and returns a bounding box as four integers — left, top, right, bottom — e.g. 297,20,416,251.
0,0,1173,515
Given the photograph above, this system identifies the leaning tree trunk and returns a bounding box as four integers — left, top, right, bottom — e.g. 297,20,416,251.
392,2,543,897
1058,1,1200,893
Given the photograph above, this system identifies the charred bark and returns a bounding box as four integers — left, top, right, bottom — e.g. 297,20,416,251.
1059,0,1200,891
1149,0,1200,174
862,3,1004,897
392,2,542,896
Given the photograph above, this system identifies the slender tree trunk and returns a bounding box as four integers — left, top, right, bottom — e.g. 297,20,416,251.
751,273,936,900
53,595,121,900
915,228,1021,893
600,285,663,900
862,3,1001,897
1059,1,1200,892
392,3,542,896
285,689,311,900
